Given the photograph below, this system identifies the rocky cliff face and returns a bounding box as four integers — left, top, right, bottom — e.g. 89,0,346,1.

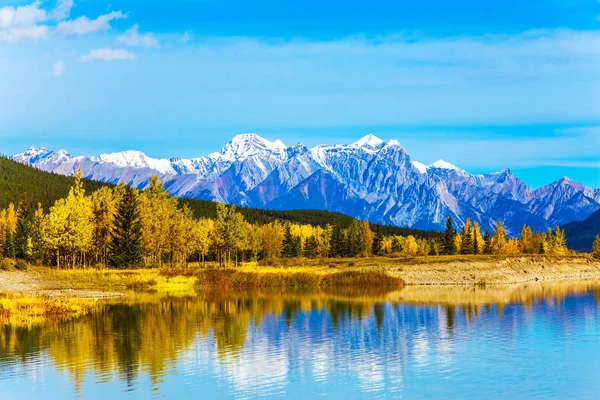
14,133,600,234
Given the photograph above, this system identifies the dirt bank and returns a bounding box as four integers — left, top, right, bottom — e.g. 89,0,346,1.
1,256,599,297
389,256,600,285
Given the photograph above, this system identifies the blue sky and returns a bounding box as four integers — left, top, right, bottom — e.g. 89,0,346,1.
0,0,599,188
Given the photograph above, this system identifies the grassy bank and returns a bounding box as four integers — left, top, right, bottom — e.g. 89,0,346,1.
193,268,403,290
0,255,598,299
0,293,97,326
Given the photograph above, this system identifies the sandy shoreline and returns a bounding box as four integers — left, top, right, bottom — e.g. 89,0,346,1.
0,256,599,298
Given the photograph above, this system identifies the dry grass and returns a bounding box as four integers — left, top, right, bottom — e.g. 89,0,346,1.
0,292,97,326
194,267,403,290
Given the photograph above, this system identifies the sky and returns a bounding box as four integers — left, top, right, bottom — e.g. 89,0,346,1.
0,0,599,188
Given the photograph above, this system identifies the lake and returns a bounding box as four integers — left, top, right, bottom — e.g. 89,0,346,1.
1,282,600,399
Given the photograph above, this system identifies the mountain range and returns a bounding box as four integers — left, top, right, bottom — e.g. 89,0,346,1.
12,133,600,235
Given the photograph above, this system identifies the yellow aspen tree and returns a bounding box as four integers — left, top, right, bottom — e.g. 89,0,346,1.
403,235,418,256
65,170,94,267
247,223,262,262
505,239,521,254
193,218,213,267
358,220,374,257
473,222,484,254
454,234,462,254
519,224,534,253
491,221,507,254
91,186,117,266
44,198,69,268
261,220,284,259
139,176,174,266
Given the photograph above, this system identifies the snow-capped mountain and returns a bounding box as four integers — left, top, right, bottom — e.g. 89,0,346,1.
13,133,600,234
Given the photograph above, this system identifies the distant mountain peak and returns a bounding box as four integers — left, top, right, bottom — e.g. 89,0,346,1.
11,133,600,235
411,160,428,174
429,159,459,171
217,133,287,161
99,150,175,174
352,134,384,148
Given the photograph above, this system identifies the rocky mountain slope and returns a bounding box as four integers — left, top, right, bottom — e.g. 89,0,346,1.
13,134,600,234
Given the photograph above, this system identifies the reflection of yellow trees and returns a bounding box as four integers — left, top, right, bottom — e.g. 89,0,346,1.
1,282,600,394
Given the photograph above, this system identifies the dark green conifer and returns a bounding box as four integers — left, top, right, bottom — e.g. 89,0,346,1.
2,230,15,259
391,236,402,253
330,224,346,257
14,195,32,260
442,215,457,255
108,186,143,268
281,225,301,258
460,223,473,255
428,240,439,256
303,235,319,258
372,225,384,256
483,231,493,255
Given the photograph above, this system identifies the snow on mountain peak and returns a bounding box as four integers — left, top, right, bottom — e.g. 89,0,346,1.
352,134,384,148
429,160,459,171
217,133,287,161
99,150,174,174
411,161,428,174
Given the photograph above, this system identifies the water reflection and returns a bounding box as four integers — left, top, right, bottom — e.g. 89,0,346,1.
1,281,600,399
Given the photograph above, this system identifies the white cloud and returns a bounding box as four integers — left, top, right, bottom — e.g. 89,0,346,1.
117,24,159,48
49,0,75,21
180,30,192,43
79,47,136,62
0,0,73,44
0,1,46,29
0,24,48,43
56,11,127,36
53,60,64,76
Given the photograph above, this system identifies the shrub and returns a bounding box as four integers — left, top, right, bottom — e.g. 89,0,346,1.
15,259,28,271
592,236,600,260
0,258,15,271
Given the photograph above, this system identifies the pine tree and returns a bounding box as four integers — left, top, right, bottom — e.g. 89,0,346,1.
2,230,15,259
473,231,479,255
428,240,438,256
460,218,473,255
483,231,492,255
346,220,362,257
372,224,383,256
281,224,300,258
14,195,32,260
108,186,143,269
29,203,44,264
391,236,402,253
330,224,346,257
304,235,319,258
592,236,600,259
442,215,457,255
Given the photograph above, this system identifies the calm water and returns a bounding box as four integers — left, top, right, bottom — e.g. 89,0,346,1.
1,282,600,399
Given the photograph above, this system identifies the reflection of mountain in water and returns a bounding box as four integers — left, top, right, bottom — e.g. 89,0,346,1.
1,282,599,396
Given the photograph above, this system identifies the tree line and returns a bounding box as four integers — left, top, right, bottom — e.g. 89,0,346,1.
0,172,574,269
438,215,569,256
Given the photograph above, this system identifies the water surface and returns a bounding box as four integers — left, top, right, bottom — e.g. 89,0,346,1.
1,282,600,399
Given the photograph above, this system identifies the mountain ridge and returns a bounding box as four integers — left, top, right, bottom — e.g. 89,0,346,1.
13,134,600,234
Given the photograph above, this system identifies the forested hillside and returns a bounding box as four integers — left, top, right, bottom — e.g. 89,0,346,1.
563,210,600,251
0,156,438,238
